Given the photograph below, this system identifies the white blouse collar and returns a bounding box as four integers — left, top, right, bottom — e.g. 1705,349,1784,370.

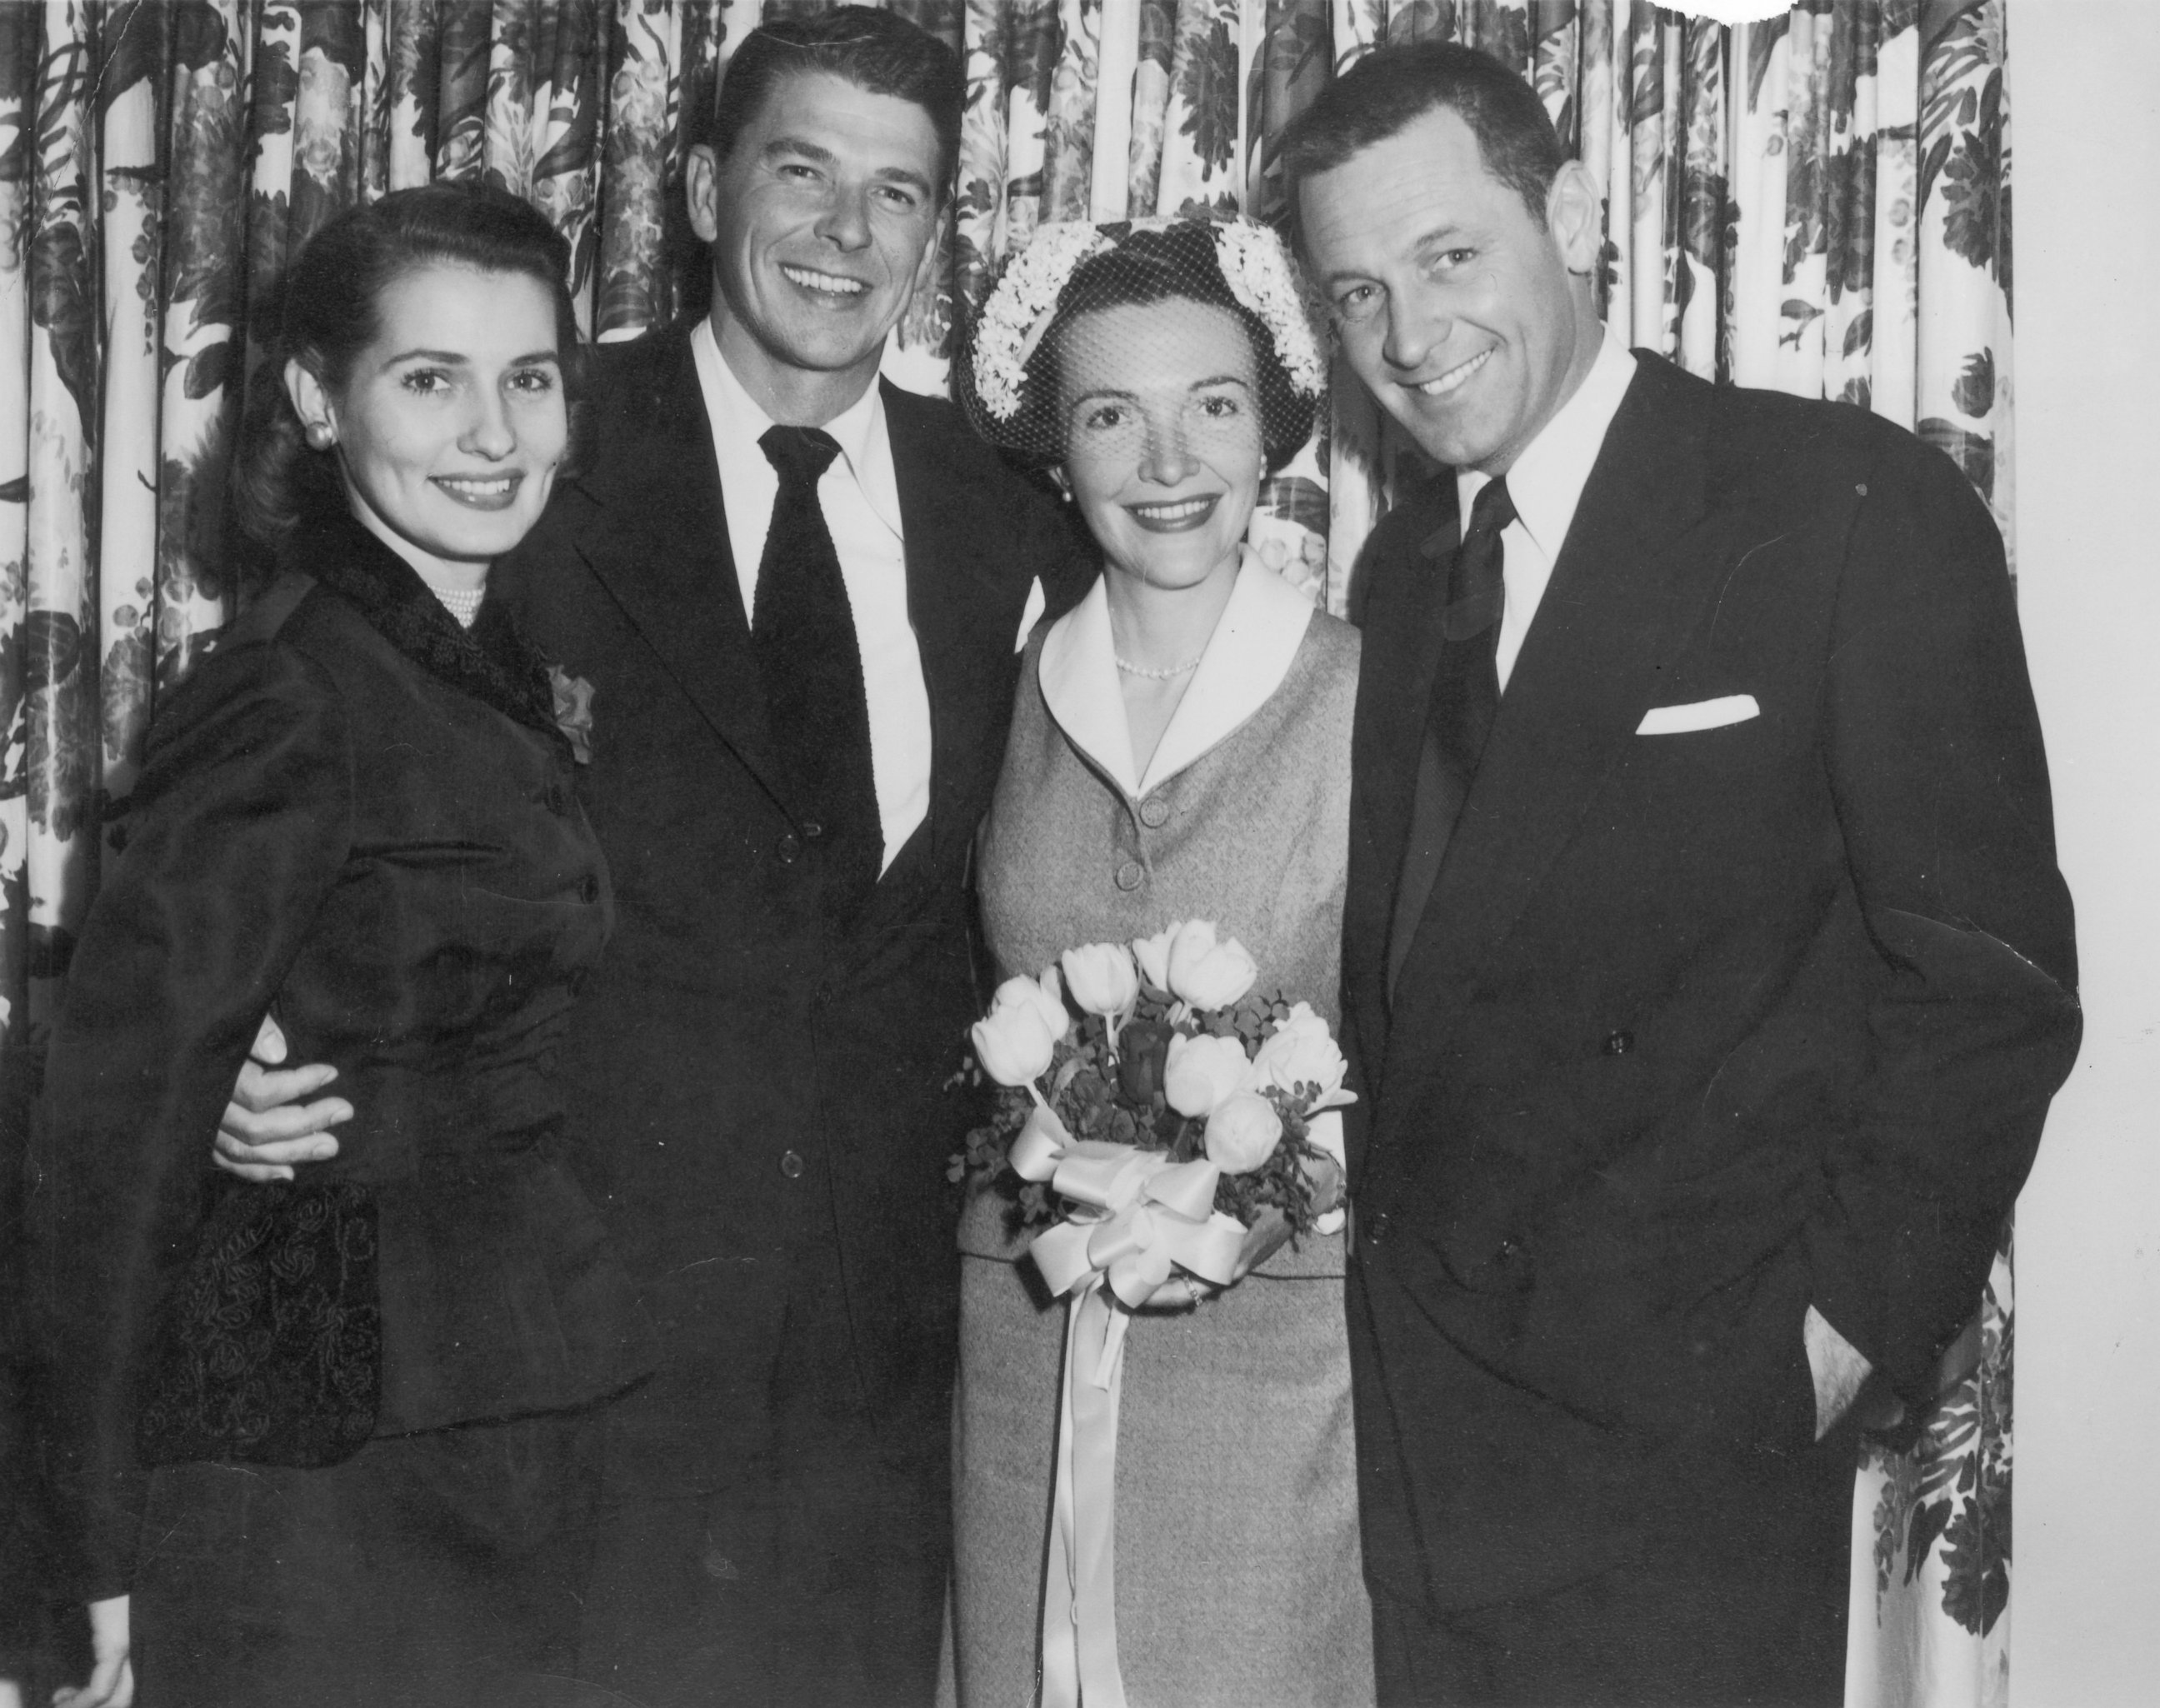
1038,552,1317,799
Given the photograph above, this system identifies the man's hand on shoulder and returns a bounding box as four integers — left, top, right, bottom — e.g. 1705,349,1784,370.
212,1015,352,1182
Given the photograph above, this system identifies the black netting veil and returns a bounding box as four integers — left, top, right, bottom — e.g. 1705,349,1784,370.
958,216,1326,474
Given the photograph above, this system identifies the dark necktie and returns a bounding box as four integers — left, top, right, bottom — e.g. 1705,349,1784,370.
1386,475,1518,998
753,425,882,925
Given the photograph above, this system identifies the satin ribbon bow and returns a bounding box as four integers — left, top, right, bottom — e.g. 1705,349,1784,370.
1012,1104,1247,1337
1008,1100,1248,1708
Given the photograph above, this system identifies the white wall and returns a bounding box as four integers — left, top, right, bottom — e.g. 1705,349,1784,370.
2005,3,2160,1703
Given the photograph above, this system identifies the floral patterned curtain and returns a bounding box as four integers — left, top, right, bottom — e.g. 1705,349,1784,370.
0,2,2013,1701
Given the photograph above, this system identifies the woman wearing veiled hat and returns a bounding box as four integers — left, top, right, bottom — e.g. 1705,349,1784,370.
948,217,1374,1708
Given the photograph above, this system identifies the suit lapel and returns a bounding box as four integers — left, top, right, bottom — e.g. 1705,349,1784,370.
1343,477,1461,1064
1385,358,1718,1076
558,328,801,818
885,382,1025,880
562,363,1027,916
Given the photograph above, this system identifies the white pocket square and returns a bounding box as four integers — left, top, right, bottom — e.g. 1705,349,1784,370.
1634,693,1760,735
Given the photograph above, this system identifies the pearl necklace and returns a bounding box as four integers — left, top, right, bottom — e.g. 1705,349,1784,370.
1114,650,1204,681
430,584,484,628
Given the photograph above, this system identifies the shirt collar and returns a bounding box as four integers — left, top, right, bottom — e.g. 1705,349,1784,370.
692,317,902,537
1038,552,1317,799
1458,325,1638,561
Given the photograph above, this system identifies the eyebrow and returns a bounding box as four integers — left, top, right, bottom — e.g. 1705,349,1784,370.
1066,374,1254,406
763,134,935,197
1321,223,1471,284
380,347,561,367
1412,222,1474,253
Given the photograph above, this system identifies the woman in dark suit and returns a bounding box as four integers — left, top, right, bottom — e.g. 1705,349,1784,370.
30,184,651,1708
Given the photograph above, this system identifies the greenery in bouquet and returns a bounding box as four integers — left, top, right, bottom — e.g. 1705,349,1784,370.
951,921,1353,1257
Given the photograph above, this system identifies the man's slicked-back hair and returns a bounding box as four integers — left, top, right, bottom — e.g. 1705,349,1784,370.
1282,41,1568,228
704,5,965,202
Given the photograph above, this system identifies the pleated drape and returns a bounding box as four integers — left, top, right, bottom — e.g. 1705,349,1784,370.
0,5,2017,1702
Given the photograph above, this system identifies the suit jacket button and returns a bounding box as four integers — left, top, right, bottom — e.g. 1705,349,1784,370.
1114,860,1145,892
1602,1029,1634,1056
546,782,570,815
779,1149,806,1180
778,832,802,864
578,874,600,903
1365,1210,1391,1246
1138,797,1170,829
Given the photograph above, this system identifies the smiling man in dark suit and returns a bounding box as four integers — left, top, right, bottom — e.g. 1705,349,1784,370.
212,10,1089,1705
1288,42,2079,1706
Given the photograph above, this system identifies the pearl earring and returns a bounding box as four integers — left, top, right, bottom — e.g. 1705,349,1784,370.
305,422,334,450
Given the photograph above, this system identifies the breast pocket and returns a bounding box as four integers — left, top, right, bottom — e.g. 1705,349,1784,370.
1620,697,1778,794
1634,693,1760,737
1601,692,1821,888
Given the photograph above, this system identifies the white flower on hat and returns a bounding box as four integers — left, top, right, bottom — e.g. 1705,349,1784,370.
1210,217,1327,398
970,222,1114,420
969,215,1326,425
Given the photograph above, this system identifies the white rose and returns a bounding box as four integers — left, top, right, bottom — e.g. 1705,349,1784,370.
1204,1091,1284,1175
971,972,1070,1086
1250,1002,1348,1105
1162,1031,1254,1119
1131,923,1179,991
1164,920,1259,1009
1060,941,1139,1019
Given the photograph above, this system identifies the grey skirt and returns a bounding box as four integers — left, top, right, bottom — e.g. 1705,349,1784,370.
946,1196,1374,1708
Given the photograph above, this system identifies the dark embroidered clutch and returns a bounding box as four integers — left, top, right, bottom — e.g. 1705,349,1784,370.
136,1178,382,1469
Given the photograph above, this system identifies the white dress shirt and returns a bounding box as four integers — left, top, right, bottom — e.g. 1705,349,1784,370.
692,319,929,871
1455,327,1639,692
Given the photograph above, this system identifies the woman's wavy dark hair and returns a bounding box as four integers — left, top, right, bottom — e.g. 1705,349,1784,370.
233,182,587,558
963,222,1316,475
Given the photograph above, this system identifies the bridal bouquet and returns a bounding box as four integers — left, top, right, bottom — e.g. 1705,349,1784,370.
953,921,1352,1306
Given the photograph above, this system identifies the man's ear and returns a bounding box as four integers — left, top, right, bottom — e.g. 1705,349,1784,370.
1546,159,1604,277
285,357,337,443
685,144,721,245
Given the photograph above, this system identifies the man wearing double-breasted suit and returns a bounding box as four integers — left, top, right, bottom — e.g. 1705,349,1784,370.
1289,42,2079,1706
